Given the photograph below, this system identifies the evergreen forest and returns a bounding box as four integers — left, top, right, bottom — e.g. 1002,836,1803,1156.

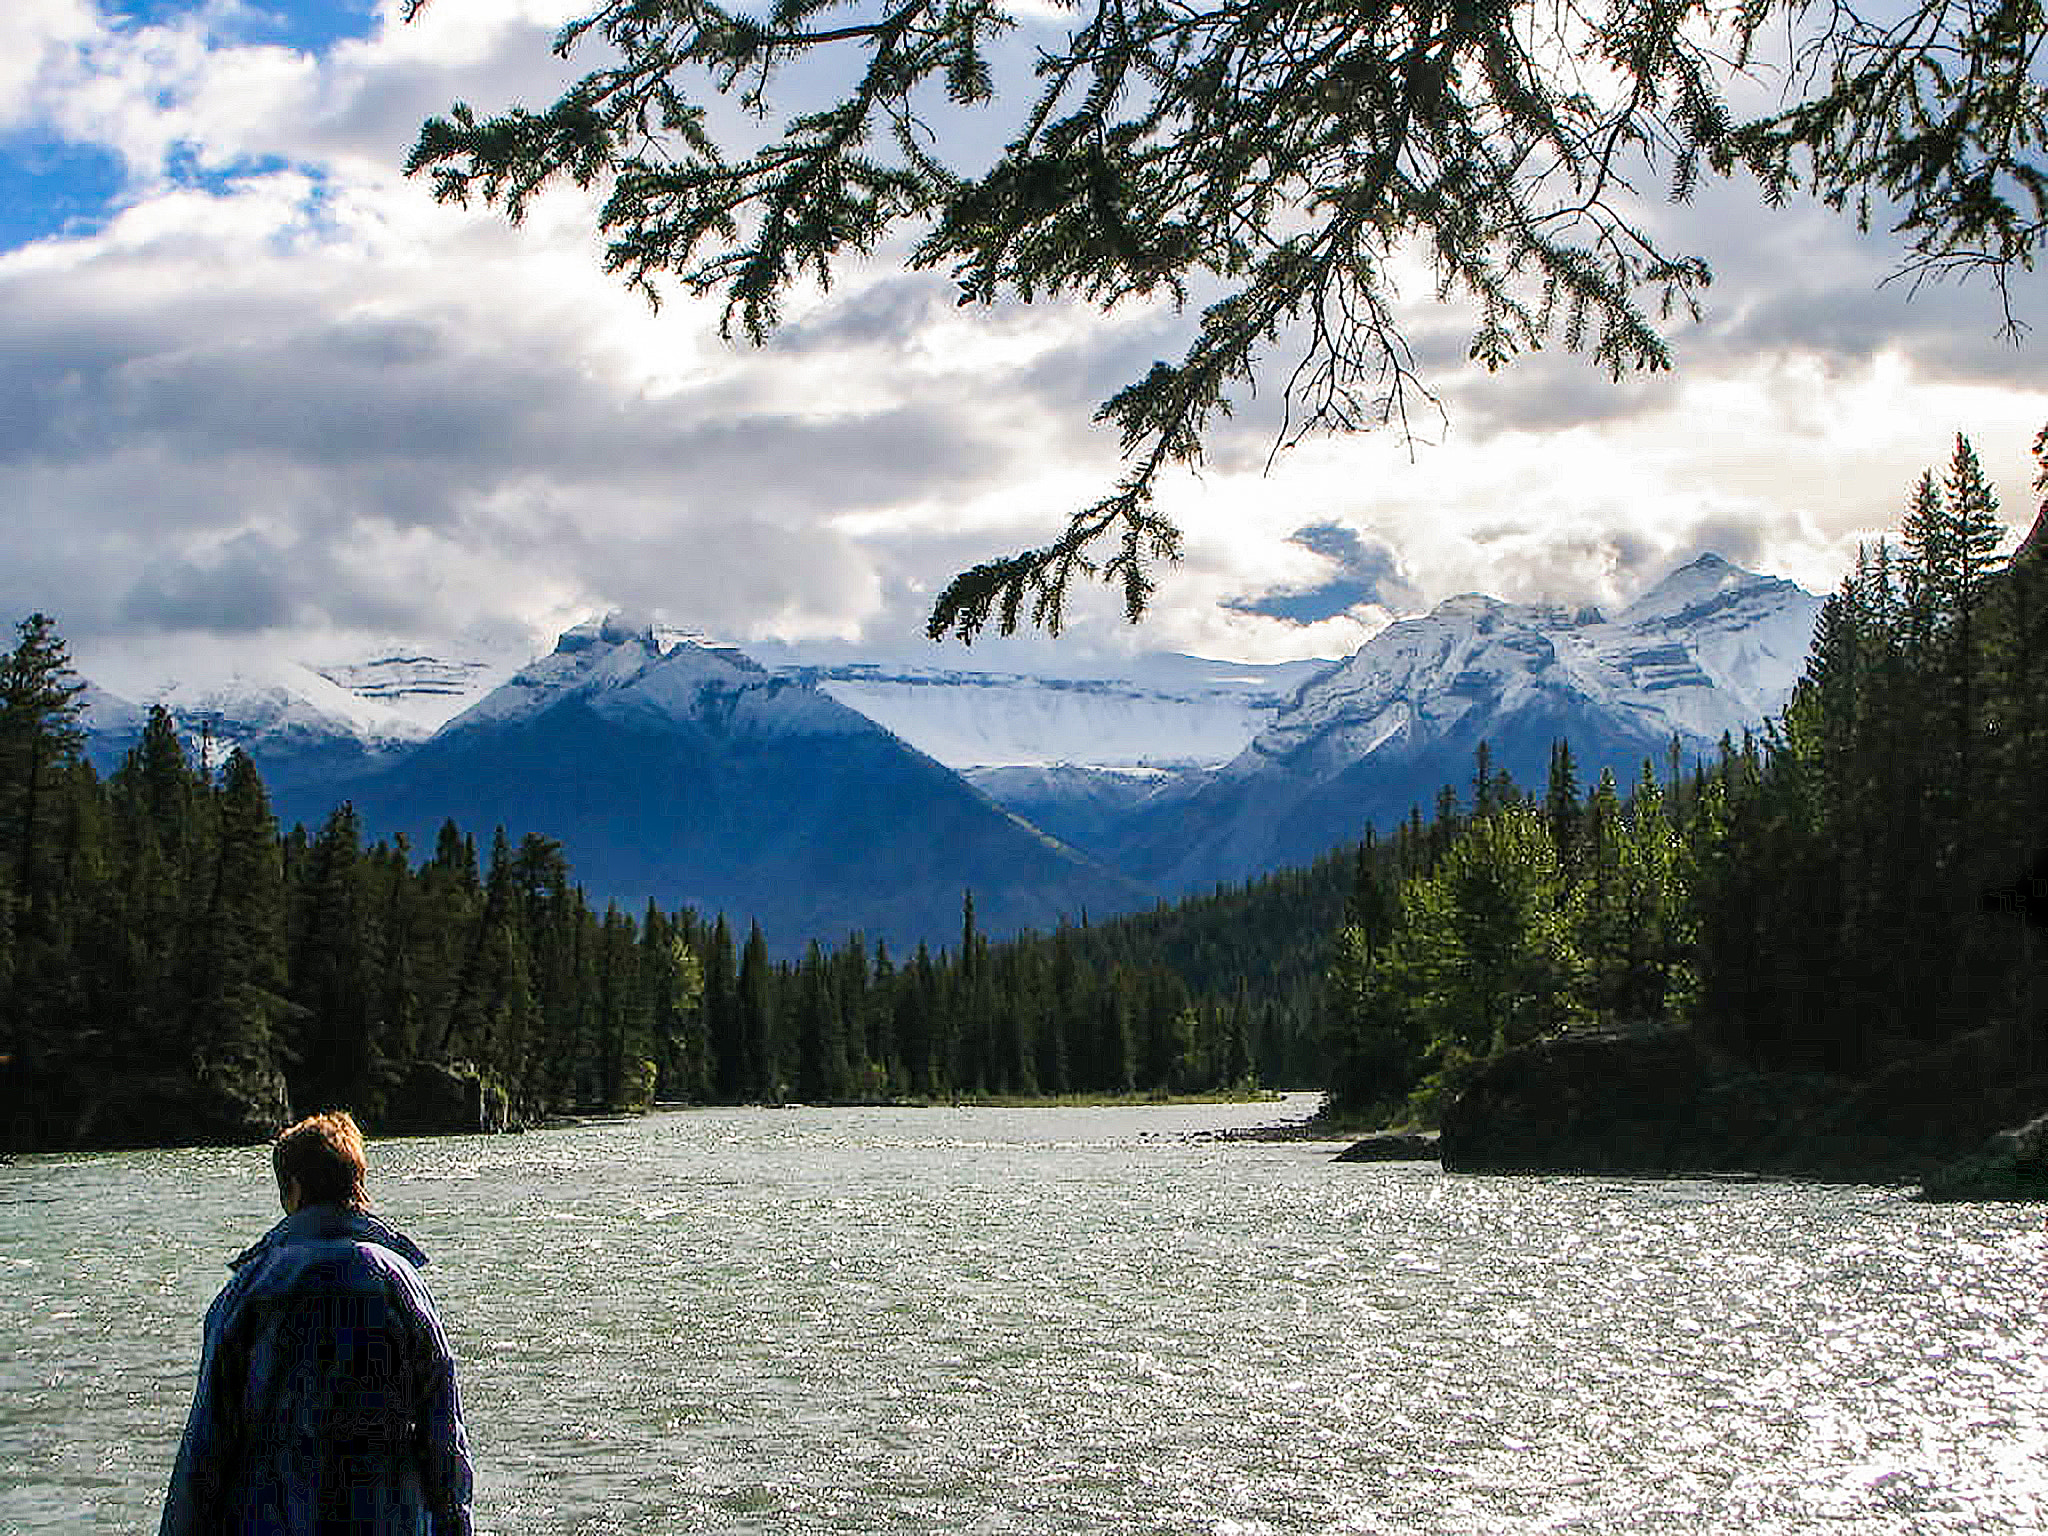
1322,432,2048,1143
3,429,2043,1156
0,650,1294,1150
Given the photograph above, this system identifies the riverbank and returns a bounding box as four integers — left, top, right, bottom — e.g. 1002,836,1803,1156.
1426,1021,2048,1198
910,1089,1289,1111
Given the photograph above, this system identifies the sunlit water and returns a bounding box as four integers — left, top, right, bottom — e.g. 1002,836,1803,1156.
4,1096,2046,1534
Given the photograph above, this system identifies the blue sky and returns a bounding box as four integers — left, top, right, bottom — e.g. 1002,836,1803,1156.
5,0,2045,685
1,0,375,246
0,138,125,247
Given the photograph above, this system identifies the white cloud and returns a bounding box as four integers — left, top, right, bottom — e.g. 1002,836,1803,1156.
0,0,2042,683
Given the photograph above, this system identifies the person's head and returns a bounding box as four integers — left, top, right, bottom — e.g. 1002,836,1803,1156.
272,1111,369,1213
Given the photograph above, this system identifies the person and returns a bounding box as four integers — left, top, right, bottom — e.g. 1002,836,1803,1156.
161,1111,475,1536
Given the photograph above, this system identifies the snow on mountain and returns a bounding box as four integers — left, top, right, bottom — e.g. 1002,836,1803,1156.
1112,554,1824,890
335,615,1148,950
1614,553,1823,727
311,652,506,735
75,649,430,776
963,762,1208,863
74,681,149,775
75,638,513,830
1239,554,1821,781
792,654,1332,770
444,614,868,742
65,553,1820,925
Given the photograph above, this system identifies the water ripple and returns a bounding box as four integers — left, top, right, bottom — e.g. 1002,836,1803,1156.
4,1101,2045,1534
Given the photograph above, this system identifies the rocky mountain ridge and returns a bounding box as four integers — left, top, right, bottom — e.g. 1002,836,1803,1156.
74,554,1822,945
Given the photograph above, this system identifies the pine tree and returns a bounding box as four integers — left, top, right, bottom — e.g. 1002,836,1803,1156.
864,939,902,1096
187,749,293,1114
0,613,88,1038
104,707,209,1064
287,803,376,1112
644,905,710,1103
1343,829,1399,959
595,903,654,1108
1941,435,2009,821
738,921,777,1101
1095,965,1138,1094
896,941,942,1096
793,938,853,1102
1544,742,1582,877
704,913,744,1099
1390,802,1576,1077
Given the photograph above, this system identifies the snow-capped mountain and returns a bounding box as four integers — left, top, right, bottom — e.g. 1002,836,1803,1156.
312,651,506,734
77,651,434,795
742,651,1329,863
68,552,1820,943
326,616,1147,951
958,763,1209,866
1241,554,1816,777
439,615,819,734
76,681,146,760
1111,554,1823,890
792,653,1331,771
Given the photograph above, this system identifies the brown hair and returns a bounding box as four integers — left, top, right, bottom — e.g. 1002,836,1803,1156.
273,1111,370,1210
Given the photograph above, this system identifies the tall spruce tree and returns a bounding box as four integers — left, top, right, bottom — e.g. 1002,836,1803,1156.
0,614,88,1018
738,920,777,1100
288,803,377,1112
188,749,293,1111
104,707,209,1064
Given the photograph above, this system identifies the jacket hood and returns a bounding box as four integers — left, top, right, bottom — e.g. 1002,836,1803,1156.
229,1203,431,1271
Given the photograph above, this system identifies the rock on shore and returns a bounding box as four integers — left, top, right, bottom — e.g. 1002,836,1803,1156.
1435,1022,2048,1186
1919,1112,2048,1201
1333,1130,1441,1162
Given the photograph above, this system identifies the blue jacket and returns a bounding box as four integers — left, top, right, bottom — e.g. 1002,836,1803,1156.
161,1204,475,1536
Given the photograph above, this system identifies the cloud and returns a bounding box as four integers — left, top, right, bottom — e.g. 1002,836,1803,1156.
0,0,2042,686
1223,523,1421,624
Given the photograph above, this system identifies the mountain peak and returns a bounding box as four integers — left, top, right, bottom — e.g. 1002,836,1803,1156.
1620,551,1774,626
553,612,759,669
556,613,663,655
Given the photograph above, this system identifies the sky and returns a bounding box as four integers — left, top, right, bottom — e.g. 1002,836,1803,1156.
6,0,2046,688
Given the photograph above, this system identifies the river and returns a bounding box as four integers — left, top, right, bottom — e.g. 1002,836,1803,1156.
3,1096,2044,1534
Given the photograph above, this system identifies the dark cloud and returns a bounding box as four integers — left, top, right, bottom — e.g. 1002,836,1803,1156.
1680,516,1773,574
0,219,1022,655
772,274,952,352
1223,522,1420,624
1018,308,1206,423
1384,176,2047,442
1453,358,1674,438
0,246,1000,507
7,0,2042,673
1652,178,2043,380
118,531,309,631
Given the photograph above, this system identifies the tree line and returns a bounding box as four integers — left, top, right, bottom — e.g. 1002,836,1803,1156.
0,654,1272,1150
1322,431,2048,1127
7,429,2040,1150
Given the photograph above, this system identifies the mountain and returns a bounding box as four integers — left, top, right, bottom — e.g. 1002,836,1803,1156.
68,553,1818,948
329,617,1147,951
310,651,505,733
1108,555,1824,890
77,654,431,801
783,652,1333,864
958,763,1208,865
789,653,1330,771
